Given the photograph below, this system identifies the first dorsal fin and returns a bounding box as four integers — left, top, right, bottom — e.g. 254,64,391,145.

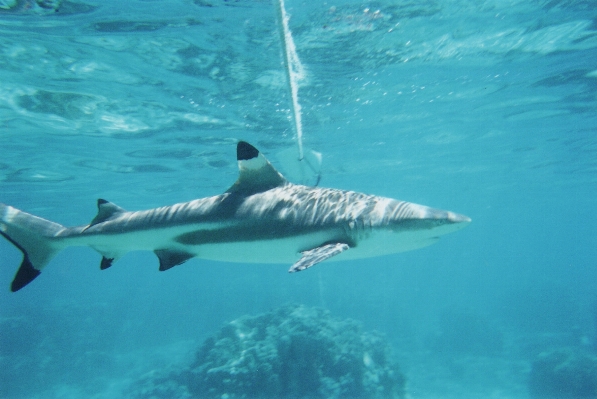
226,141,287,194
88,199,126,227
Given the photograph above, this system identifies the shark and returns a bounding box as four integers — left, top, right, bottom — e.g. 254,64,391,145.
0,141,470,292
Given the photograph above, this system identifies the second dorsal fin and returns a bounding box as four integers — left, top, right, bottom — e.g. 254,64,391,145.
226,141,287,194
88,199,126,227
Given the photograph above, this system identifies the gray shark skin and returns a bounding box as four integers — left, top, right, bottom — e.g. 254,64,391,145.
0,141,471,292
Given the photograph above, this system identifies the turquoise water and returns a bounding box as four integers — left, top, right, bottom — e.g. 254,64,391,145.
1,0,596,398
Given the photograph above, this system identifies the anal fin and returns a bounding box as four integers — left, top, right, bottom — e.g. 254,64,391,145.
289,243,350,273
100,256,114,270
92,249,122,270
155,249,194,271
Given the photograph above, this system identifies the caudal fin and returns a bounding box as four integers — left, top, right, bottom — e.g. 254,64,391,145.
0,204,65,291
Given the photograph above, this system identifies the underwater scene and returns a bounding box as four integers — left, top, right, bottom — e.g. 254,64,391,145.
1,0,596,398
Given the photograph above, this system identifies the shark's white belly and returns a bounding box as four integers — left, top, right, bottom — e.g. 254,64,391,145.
195,231,337,263
65,223,339,264
172,228,437,264
68,221,445,265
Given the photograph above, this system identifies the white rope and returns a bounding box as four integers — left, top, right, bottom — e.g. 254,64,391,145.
275,0,305,161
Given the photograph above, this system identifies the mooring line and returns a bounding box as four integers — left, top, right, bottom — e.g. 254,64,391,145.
275,0,306,161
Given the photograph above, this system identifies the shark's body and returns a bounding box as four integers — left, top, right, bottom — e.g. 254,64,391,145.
0,141,470,292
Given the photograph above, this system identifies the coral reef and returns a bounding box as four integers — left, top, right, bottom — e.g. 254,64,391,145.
528,348,597,399
130,305,405,399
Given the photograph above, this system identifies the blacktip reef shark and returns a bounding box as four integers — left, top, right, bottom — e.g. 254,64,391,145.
0,141,470,292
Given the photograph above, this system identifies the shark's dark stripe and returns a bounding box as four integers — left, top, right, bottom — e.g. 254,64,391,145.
174,223,352,246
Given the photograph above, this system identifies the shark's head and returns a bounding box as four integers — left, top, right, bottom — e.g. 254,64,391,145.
230,141,471,257
352,198,471,255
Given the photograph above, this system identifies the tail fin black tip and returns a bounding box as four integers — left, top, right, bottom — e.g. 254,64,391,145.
1,231,42,292
11,257,41,292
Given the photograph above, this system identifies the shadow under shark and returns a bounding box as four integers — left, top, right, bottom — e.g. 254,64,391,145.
0,141,470,292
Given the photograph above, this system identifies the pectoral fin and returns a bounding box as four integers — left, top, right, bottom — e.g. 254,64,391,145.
289,243,350,273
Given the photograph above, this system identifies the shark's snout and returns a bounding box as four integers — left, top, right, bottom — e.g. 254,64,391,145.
422,207,471,224
448,212,471,223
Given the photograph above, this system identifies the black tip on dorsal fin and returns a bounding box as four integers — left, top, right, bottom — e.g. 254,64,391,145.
227,141,286,194
237,141,259,161
88,199,126,228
